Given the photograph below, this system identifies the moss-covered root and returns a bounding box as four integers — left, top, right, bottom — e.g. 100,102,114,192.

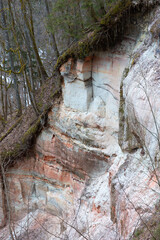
0,115,43,162
54,0,132,71
0,116,22,143
54,0,159,73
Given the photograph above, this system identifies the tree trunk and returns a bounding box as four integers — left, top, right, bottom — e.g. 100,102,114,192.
77,0,84,30
20,0,48,81
0,70,4,118
24,70,40,116
4,74,8,121
44,0,59,59
9,0,40,116
0,0,22,116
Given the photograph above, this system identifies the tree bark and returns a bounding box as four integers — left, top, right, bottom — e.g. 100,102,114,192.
0,0,22,116
9,0,40,116
20,0,48,81
44,0,59,59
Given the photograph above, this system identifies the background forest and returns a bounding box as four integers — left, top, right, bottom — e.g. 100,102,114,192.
0,0,117,122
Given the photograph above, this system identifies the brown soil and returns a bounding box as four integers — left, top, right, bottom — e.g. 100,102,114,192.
0,72,61,164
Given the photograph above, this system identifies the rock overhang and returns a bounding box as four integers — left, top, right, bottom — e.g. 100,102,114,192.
54,0,159,72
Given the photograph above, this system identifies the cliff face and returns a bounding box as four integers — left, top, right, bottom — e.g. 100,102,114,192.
0,5,160,240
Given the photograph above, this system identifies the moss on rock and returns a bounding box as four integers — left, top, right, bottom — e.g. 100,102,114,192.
54,0,158,72
0,90,60,164
0,117,22,143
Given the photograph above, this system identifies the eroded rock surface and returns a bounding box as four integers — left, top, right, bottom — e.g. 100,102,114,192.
0,6,160,240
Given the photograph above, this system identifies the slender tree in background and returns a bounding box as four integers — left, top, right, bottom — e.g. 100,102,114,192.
0,0,115,122
0,0,22,116
46,0,108,47
82,0,99,23
19,0,48,82
8,0,40,116
44,0,59,59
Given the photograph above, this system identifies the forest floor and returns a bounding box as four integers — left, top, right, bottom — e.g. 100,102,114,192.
0,72,61,163
132,204,160,240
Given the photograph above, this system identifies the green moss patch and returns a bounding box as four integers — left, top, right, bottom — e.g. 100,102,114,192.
0,77,61,165
54,0,158,71
0,108,47,162
0,117,22,143
152,223,160,240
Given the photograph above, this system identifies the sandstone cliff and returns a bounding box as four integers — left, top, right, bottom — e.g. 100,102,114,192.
0,1,160,240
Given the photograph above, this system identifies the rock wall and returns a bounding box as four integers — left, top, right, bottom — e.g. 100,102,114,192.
0,6,160,240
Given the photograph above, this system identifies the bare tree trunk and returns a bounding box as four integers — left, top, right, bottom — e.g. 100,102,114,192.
24,70,40,116
77,0,84,30
4,74,8,121
20,0,48,81
0,0,22,117
8,97,12,118
44,0,59,59
0,70,4,118
96,0,106,16
23,75,27,108
17,18,36,92
3,53,8,121
13,7,42,92
86,0,98,22
8,0,40,116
